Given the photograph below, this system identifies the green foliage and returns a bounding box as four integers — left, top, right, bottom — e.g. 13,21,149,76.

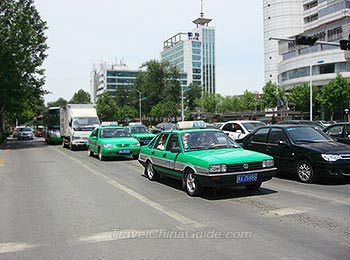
288,83,315,112
318,73,350,120
47,97,67,108
0,0,48,127
150,101,178,118
69,89,91,104
217,95,241,113
96,92,118,121
261,81,278,109
195,92,221,113
116,105,137,122
184,83,202,111
239,90,259,111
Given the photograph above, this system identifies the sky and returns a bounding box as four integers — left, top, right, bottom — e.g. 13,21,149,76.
34,0,264,104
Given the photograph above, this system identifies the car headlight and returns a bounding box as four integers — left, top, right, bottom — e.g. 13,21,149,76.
133,143,140,147
262,160,274,168
321,154,341,162
209,164,227,173
103,144,116,148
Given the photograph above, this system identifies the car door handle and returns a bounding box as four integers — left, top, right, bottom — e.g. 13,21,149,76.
266,145,271,151
162,153,167,157
151,151,155,155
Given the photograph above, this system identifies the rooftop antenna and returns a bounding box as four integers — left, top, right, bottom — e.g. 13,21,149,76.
200,0,204,18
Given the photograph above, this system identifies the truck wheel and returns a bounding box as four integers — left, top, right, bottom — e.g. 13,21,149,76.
145,161,159,181
98,148,104,161
245,182,262,190
184,170,203,197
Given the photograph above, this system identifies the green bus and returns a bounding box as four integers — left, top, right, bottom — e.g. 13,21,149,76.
43,107,62,144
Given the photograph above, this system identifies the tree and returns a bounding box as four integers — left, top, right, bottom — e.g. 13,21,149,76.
69,89,91,104
217,95,241,113
319,73,350,120
0,0,48,130
116,105,137,122
195,92,221,113
262,81,278,109
288,83,313,112
47,97,67,108
184,83,202,112
239,90,259,111
96,93,118,122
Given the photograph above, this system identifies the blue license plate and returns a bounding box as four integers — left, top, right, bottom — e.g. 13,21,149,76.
236,173,258,184
119,149,131,154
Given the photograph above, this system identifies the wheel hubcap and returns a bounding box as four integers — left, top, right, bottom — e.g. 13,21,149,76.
298,163,311,181
186,173,196,193
147,164,154,178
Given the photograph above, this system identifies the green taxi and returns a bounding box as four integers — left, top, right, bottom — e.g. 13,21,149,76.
138,121,277,196
87,123,141,161
127,123,156,146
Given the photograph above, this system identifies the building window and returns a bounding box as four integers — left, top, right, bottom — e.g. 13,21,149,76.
193,75,201,80
192,62,201,68
319,64,335,74
193,68,201,74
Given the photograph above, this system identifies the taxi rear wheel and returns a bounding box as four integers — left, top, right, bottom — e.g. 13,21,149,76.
145,161,159,181
87,147,93,157
184,170,203,197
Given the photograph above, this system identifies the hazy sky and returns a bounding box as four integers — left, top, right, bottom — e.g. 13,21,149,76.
34,0,264,104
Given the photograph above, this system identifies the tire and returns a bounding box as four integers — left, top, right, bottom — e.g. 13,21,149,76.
145,161,159,181
70,142,75,151
296,160,315,183
98,148,104,161
87,147,93,157
132,154,139,160
245,182,262,190
184,170,203,197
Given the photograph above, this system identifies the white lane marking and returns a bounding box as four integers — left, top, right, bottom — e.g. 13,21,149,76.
75,229,147,244
265,207,313,217
264,182,350,206
50,146,204,228
0,242,39,254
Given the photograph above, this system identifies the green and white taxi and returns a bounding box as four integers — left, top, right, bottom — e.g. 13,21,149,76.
138,121,277,196
127,123,156,146
87,122,141,161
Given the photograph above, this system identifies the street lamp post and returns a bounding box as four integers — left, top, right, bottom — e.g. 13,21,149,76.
309,53,324,121
181,85,184,121
133,89,142,123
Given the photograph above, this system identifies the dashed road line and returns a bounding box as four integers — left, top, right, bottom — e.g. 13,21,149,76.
264,207,313,217
50,146,204,228
0,242,40,254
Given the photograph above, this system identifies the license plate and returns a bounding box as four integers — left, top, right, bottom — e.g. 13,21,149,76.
236,173,258,184
143,140,149,144
119,149,131,154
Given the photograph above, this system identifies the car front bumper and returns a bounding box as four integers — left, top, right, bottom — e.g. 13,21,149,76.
314,161,350,177
196,168,277,188
101,147,141,157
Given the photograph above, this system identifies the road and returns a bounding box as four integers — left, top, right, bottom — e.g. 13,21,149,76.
0,138,349,260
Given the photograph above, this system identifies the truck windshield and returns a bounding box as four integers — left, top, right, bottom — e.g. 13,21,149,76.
73,117,99,131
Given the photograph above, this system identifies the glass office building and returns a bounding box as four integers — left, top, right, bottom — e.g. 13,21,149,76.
161,14,216,94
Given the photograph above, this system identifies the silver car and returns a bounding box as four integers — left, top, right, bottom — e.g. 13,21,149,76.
17,127,34,140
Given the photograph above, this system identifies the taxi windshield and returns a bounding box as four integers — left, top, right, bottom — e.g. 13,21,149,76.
100,128,131,138
130,126,148,133
181,131,240,151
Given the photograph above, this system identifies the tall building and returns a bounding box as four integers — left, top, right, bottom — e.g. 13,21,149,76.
90,62,141,102
161,3,216,94
263,0,304,84
277,0,350,90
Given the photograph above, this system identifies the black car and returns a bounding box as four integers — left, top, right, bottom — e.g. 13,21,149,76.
151,122,175,134
240,125,350,183
276,120,324,130
323,123,350,144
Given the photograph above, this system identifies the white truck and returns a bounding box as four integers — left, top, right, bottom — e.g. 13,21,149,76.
60,104,100,150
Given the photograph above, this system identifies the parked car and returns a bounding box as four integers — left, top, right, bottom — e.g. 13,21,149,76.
240,125,350,183
276,120,324,130
87,124,140,161
127,123,156,146
151,122,175,134
138,121,276,196
220,120,265,140
323,122,350,144
12,126,24,138
17,127,34,140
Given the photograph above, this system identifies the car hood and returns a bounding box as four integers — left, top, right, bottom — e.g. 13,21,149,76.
131,133,156,138
296,141,350,154
99,137,139,145
185,148,273,164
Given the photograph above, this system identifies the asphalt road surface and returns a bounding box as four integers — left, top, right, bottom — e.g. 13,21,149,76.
0,138,349,260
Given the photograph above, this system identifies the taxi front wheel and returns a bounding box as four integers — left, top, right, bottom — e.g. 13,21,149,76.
98,148,105,161
184,171,203,197
145,162,159,181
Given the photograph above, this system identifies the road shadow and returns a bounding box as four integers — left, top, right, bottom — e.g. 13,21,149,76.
1,138,49,150
275,171,350,186
143,174,277,200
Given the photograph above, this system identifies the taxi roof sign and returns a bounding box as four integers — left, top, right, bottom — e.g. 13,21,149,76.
101,121,118,126
176,121,206,130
